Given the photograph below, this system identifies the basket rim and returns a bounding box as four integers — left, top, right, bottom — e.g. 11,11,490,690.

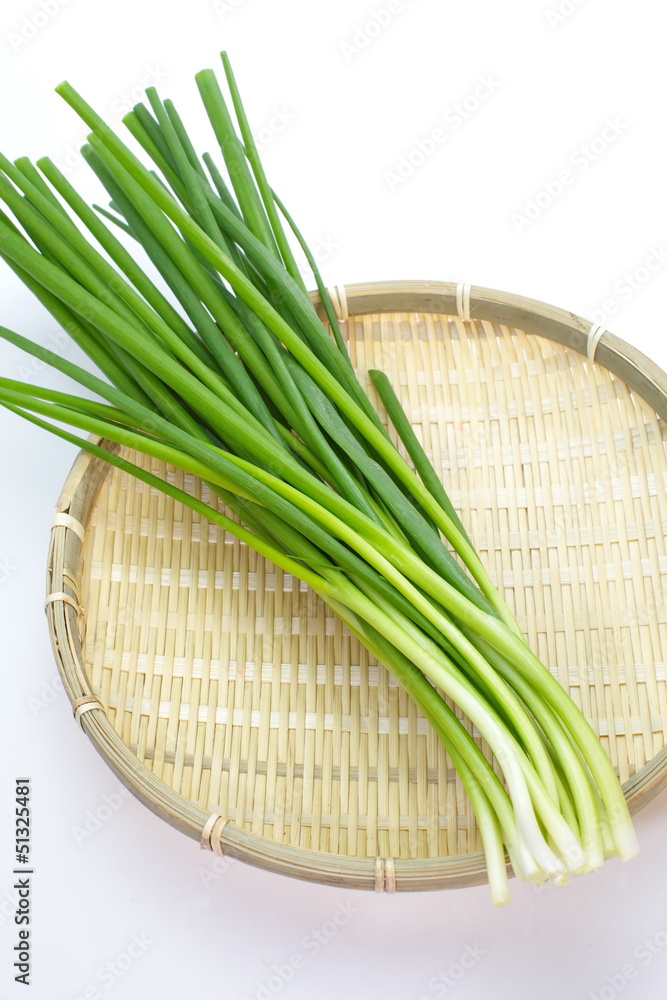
46,279,667,892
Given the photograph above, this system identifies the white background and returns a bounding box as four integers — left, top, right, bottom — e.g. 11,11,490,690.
1,0,666,997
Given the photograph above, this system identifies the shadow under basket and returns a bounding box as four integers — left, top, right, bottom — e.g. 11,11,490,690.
46,280,667,892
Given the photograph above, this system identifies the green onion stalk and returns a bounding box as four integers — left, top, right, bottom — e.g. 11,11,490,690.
0,55,638,905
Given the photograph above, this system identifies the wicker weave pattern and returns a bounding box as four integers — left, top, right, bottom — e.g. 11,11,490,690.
78,309,667,863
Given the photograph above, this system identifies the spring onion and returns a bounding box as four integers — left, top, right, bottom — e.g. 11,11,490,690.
0,54,638,905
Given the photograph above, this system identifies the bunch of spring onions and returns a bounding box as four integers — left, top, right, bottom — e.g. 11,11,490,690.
0,54,638,905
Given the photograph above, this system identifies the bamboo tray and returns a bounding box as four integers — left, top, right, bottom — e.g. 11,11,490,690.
46,280,667,892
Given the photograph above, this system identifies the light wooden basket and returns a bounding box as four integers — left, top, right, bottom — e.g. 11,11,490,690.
46,280,667,892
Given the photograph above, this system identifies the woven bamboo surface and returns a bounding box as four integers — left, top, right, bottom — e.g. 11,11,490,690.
47,281,667,891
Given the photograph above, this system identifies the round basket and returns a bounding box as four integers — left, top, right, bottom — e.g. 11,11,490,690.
46,280,667,892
